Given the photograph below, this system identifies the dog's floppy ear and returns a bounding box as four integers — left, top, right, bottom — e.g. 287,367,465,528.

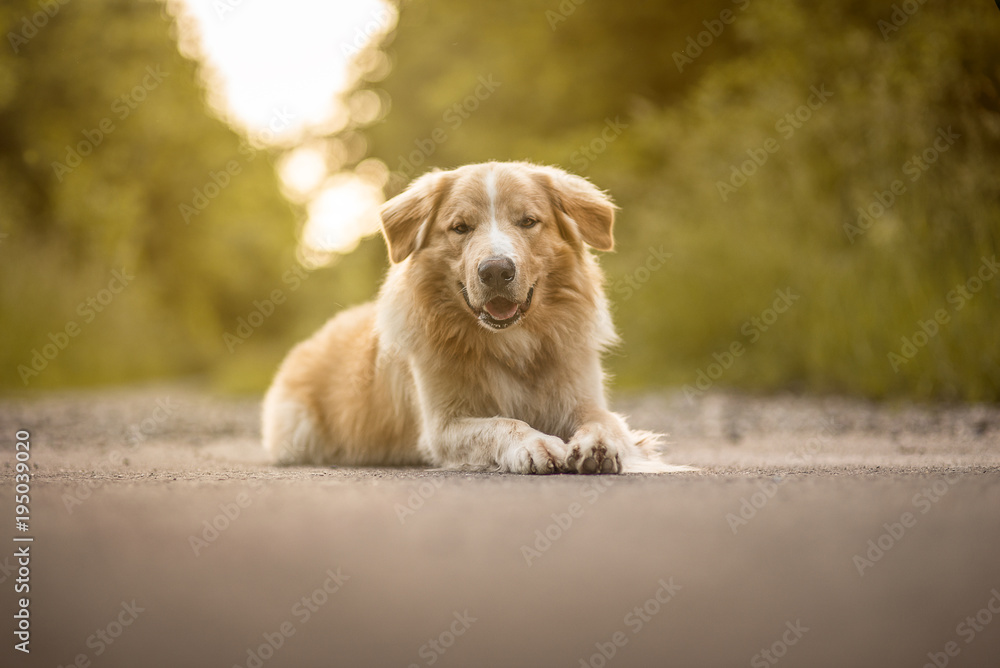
380,170,454,263
533,165,616,251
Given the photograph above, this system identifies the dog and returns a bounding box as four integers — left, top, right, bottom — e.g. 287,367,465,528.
262,161,690,474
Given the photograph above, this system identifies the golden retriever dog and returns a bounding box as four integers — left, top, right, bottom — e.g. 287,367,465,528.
262,161,689,474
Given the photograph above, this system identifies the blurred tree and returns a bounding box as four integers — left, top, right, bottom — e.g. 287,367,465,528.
603,1,1000,400
360,0,748,189
0,0,305,389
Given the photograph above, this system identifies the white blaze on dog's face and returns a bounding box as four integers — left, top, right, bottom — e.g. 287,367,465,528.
380,162,616,332
445,165,548,330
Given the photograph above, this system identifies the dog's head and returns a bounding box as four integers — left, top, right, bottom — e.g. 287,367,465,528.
380,162,615,331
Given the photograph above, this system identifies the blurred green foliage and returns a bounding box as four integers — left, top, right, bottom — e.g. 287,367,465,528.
0,0,362,392
349,0,1000,401
2,0,998,401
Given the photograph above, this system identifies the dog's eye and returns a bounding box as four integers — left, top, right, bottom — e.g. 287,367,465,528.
519,217,539,229
451,222,470,234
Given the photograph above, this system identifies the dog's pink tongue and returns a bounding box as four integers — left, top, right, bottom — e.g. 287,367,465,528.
485,297,518,321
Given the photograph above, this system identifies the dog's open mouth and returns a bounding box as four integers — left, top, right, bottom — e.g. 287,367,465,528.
461,284,535,330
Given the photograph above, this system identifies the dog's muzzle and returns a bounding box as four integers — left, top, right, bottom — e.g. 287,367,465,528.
460,283,535,330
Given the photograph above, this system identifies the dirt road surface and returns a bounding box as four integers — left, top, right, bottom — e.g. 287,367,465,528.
1,386,999,668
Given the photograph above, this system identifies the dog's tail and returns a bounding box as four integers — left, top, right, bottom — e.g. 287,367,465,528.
621,429,698,473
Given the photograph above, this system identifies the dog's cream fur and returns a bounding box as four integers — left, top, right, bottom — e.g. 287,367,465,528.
262,161,690,474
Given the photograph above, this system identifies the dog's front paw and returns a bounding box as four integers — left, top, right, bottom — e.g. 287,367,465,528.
563,423,626,474
506,434,567,475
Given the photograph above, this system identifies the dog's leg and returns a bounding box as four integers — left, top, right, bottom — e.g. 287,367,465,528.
423,417,569,474
262,392,325,465
563,410,631,474
563,409,693,474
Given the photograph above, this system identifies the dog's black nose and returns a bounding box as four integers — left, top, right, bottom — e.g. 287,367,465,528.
478,257,516,290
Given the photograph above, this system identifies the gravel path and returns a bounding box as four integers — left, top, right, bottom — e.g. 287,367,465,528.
1,386,998,667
